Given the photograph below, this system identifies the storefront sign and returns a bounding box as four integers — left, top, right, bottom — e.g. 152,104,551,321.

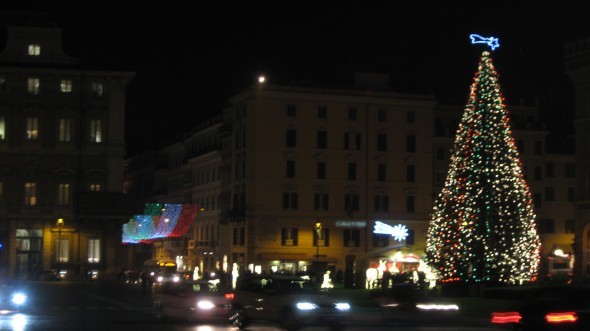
335,220,367,228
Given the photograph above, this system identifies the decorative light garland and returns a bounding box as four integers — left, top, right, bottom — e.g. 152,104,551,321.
425,51,540,285
122,203,198,243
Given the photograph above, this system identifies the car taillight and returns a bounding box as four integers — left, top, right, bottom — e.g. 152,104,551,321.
491,312,522,324
225,292,235,300
546,312,578,323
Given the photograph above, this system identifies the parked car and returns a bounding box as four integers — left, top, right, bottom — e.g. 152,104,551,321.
0,280,28,313
153,279,233,323
231,274,350,331
490,285,590,330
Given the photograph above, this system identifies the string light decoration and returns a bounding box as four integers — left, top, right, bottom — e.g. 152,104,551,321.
425,51,540,285
122,203,198,243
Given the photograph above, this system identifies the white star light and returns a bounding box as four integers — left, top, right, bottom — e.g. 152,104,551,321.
391,224,409,241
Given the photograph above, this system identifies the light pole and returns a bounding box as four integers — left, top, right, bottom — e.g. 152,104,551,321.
57,218,64,272
314,222,322,261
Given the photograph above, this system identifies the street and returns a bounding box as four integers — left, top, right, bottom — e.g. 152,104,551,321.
0,281,505,331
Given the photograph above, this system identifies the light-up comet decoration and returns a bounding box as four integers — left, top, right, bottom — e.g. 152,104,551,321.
374,221,409,241
469,34,500,50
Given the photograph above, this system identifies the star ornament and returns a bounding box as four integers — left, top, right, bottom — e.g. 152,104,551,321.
374,221,409,241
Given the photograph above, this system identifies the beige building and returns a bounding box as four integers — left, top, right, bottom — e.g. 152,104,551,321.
0,14,134,280
125,74,577,285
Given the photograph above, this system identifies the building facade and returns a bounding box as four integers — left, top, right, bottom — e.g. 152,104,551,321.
566,37,590,279
124,74,576,286
0,15,134,280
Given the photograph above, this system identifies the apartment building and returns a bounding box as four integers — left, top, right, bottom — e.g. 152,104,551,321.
125,74,577,285
0,14,134,280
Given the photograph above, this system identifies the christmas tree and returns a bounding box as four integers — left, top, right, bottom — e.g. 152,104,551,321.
425,49,540,285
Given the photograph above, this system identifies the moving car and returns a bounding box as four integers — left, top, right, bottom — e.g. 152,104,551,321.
153,279,233,323
0,281,28,314
231,274,350,331
490,285,590,330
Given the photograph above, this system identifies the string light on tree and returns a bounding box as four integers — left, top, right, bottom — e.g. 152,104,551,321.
425,35,540,285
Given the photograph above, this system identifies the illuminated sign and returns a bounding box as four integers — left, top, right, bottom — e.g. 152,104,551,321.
373,221,409,241
469,34,500,51
335,221,367,228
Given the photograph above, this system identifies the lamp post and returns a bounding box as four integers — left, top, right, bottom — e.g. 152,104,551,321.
57,218,64,272
314,222,322,261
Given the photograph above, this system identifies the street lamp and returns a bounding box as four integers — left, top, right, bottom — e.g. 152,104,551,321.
314,222,322,261
57,218,64,272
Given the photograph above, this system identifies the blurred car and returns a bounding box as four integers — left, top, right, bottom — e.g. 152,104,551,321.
371,284,460,325
0,281,28,314
153,279,233,323
230,274,350,331
490,285,590,331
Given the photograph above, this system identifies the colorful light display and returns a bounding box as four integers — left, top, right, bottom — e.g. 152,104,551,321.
425,50,540,284
122,203,198,243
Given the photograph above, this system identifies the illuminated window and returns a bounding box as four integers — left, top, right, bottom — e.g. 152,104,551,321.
0,117,5,140
91,82,103,97
90,120,102,143
60,79,72,93
90,184,102,192
281,227,298,246
26,117,39,140
24,182,37,206
88,239,100,263
58,183,70,206
28,44,41,56
58,119,71,142
56,238,69,263
27,78,40,95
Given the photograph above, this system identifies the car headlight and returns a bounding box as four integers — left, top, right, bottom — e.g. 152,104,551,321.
197,300,215,310
335,302,350,311
296,302,318,310
11,293,27,306
156,276,164,282
172,276,180,282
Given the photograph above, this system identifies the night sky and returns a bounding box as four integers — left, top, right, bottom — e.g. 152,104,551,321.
1,1,590,156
